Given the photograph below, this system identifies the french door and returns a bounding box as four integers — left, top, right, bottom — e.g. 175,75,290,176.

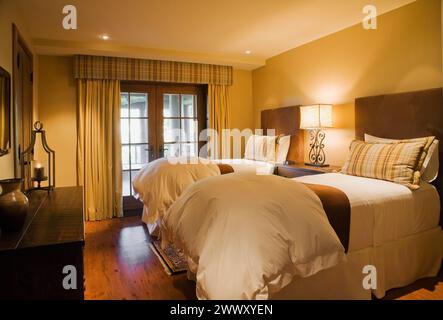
120,82,206,202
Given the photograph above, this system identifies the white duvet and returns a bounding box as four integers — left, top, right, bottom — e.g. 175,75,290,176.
132,157,220,227
132,157,277,234
161,173,346,300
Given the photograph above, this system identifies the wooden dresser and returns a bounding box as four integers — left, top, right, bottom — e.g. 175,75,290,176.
0,187,84,299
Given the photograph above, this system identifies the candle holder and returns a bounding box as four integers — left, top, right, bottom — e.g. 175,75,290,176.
31,175,48,190
20,121,55,192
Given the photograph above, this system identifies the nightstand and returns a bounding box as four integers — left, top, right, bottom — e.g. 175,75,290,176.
275,163,342,178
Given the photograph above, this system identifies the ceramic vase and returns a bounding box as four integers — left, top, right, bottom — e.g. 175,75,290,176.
0,179,29,232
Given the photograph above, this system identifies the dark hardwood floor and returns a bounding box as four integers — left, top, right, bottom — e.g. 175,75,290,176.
84,216,443,300
84,216,195,300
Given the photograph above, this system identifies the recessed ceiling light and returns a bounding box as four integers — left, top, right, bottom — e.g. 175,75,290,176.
245,50,252,55
100,34,110,40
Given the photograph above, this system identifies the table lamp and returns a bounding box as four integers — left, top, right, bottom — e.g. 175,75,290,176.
300,104,333,167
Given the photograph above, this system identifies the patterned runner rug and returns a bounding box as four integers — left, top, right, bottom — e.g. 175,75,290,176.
149,239,187,275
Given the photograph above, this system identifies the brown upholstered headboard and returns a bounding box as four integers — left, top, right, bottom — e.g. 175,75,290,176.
355,87,443,225
261,106,304,163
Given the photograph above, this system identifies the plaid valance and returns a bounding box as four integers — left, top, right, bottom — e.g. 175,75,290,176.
73,55,233,85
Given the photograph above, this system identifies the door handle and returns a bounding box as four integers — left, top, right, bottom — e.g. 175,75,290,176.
159,145,168,158
144,145,154,161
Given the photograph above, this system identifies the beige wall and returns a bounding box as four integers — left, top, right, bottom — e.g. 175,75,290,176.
252,0,443,166
230,69,254,131
0,0,36,180
37,56,254,186
37,55,77,187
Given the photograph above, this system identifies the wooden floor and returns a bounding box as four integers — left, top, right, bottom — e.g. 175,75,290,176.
84,216,195,299
84,216,443,300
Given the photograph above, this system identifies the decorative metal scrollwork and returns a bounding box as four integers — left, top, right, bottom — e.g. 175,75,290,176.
307,129,327,167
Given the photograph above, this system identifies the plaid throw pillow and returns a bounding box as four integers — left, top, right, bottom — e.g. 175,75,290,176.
364,135,435,173
341,140,428,189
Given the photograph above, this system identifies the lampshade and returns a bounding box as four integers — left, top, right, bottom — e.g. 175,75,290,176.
300,104,333,129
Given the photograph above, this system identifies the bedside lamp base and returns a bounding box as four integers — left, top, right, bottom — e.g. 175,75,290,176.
305,163,330,168
307,129,329,167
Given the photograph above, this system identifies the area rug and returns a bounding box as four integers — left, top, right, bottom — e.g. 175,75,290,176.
149,239,187,275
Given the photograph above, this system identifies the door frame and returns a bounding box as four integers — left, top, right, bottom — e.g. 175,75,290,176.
12,24,33,179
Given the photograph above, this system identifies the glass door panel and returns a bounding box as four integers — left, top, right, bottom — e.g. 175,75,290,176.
163,94,180,117
161,92,199,158
120,90,152,197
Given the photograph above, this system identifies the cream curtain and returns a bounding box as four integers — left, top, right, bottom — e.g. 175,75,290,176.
77,79,123,221
208,84,231,158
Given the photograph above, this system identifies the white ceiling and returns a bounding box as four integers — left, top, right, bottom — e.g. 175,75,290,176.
15,0,416,69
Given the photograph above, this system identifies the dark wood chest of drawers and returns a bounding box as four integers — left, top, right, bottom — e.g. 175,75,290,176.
0,187,84,299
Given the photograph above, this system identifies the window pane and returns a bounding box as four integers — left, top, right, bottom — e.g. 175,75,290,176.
122,145,130,170
129,119,148,143
181,119,197,142
163,119,180,143
121,93,129,117
130,145,150,170
181,94,195,117
181,143,197,157
164,143,180,158
130,93,148,117
122,171,131,196
163,94,180,117
199,142,209,158
121,119,130,144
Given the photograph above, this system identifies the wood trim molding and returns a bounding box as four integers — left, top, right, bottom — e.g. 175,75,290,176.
12,23,34,178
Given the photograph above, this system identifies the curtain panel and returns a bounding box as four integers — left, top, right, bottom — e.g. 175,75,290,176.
77,79,123,221
208,84,231,158
74,55,233,86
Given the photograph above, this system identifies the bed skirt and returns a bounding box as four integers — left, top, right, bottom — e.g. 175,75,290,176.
271,227,443,299
185,227,443,299
142,206,160,237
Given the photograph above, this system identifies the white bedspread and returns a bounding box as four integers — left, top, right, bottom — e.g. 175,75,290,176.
294,173,440,251
132,158,220,228
210,159,276,175
133,158,277,234
161,173,346,300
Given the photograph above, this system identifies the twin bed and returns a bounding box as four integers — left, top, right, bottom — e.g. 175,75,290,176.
134,88,443,299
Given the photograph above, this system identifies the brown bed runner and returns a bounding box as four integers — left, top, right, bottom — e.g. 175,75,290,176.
217,164,235,175
303,183,351,252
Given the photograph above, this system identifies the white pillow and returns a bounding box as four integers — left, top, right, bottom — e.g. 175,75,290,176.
244,135,266,161
244,135,255,160
264,135,278,162
364,134,439,183
275,135,291,164
422,140,439,182
244,135,278,162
